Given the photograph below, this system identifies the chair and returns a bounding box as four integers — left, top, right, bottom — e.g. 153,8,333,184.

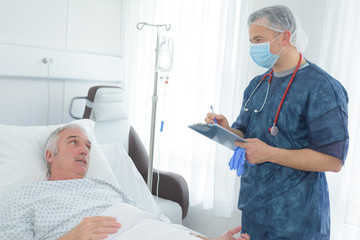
70,85,189,223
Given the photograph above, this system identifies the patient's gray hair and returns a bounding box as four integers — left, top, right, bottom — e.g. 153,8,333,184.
44,124,88,174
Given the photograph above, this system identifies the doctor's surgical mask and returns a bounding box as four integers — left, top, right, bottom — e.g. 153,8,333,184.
250,32,284,69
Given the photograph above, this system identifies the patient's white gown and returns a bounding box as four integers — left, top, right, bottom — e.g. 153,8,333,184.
0,178,198,240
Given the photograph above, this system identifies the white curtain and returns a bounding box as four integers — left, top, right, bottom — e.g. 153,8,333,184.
119,0,252,217
319,0,360,239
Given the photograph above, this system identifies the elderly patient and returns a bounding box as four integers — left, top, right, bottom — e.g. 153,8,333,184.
0,124,250,240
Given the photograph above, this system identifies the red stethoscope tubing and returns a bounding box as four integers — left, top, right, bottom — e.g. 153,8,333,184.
273,53,302,125
261,69,274,85
269,53,302,134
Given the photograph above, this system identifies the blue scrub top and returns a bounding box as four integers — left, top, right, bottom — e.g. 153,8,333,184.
231,61,349,239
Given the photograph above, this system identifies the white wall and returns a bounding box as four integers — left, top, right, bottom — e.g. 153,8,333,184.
0,0,68,49
67,0,122,55
0,0,122,126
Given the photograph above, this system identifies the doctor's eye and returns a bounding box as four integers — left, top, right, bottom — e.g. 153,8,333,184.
251,36,265,43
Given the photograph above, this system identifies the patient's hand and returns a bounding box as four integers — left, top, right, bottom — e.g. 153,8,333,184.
58,216,121,240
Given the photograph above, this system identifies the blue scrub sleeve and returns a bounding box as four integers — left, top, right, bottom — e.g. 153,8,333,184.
314,140,348,163
306,78,349,163
231,106,248,134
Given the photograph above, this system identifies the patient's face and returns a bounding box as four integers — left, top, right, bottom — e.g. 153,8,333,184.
46,128,91,181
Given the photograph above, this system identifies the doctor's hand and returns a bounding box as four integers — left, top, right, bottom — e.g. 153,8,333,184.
235,138,274,165
58,216,121,240
205,113,230,129
193,225,250,240
217,226,251,240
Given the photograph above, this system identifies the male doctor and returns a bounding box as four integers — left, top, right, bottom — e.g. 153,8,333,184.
206,5,348,240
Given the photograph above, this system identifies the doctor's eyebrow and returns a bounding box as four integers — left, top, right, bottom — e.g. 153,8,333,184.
250,35,264,42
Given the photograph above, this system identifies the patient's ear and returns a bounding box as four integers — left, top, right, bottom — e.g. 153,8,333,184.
45,150,54,164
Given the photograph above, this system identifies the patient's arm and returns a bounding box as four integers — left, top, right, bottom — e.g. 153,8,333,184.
58,216,121,240
192,226,250,240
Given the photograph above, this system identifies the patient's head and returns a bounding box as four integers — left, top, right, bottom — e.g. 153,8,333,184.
45,124,92,181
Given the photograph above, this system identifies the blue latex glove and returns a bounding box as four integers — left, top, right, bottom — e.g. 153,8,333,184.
228,147,253,177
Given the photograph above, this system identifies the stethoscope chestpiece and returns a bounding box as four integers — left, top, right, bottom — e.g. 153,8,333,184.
269,125,279,136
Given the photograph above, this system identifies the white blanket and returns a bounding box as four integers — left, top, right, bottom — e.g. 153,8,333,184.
103,203,199,240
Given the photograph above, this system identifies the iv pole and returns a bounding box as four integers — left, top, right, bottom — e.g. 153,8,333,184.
136,22,171,191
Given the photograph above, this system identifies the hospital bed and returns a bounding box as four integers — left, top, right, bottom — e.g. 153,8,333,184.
0,119,201,239
0,96,200,239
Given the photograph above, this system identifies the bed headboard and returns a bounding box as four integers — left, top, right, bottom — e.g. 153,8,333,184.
79,85,131,152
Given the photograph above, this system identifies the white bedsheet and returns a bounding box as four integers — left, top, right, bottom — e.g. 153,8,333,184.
103,203,199,240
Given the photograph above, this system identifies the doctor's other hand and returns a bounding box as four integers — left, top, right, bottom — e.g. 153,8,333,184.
217,226,250,240
205,113,230,129
193,225,250,240
235,138,274,165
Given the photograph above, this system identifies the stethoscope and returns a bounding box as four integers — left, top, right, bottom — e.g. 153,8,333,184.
244,53,302,136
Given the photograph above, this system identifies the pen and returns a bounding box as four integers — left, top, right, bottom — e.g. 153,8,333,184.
210,105,218,124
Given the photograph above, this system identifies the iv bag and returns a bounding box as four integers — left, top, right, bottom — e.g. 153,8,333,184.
156,35,174,72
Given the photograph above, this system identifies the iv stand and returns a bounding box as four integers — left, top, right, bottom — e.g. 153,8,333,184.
136,22,171,191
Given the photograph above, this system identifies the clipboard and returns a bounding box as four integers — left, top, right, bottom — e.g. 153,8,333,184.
188,123,246,150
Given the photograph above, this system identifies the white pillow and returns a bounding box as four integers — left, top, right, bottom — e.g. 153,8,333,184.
99,143,168,221
0,119,119,202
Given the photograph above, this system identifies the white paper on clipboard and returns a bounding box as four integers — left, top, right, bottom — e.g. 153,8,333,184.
188,123,246,150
